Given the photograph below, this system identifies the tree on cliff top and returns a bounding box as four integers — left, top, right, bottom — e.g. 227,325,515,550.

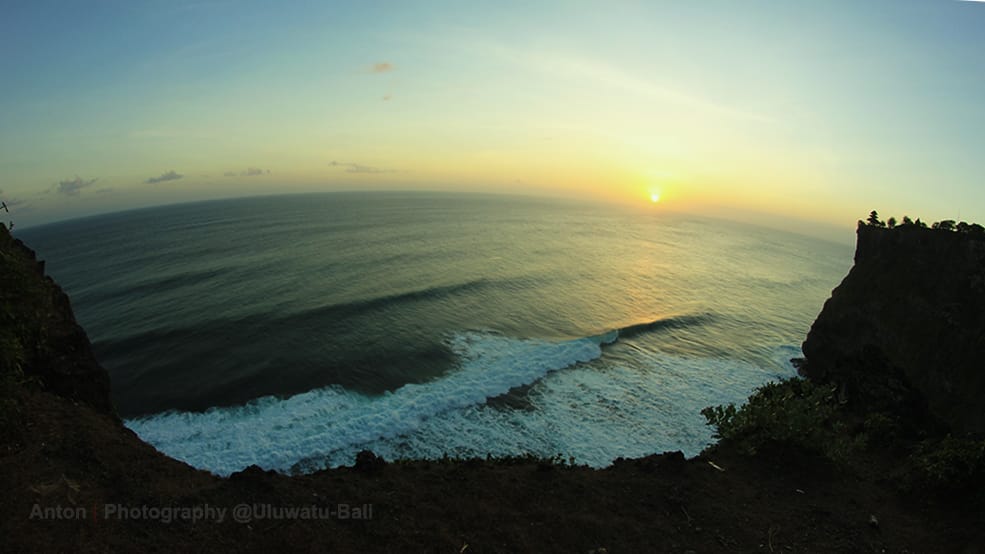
866,211,885,227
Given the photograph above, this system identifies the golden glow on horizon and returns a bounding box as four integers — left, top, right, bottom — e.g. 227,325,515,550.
650,192,661,203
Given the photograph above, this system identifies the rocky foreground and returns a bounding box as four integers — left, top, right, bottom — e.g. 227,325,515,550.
1,221,983,552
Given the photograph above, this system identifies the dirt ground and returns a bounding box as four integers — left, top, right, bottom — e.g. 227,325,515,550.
2,388,982,553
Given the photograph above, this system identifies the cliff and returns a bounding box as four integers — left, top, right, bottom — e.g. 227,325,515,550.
801,223,985,435
0,224,114,416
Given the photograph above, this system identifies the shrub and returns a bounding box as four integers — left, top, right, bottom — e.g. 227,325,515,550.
866,210,884,227
905,436,985,493
860,411,905,449
701,378,859,460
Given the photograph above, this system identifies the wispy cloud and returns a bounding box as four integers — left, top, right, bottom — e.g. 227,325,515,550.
146,170,184,184
224,167,271,177
330,161,394,174
52,176,98,196
430,34,772,123
370,62,394,73
547,54,771,122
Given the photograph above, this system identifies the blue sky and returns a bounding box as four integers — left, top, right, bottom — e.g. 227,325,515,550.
2,0,985,230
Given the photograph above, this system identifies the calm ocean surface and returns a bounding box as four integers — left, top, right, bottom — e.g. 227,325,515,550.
20,192,852,475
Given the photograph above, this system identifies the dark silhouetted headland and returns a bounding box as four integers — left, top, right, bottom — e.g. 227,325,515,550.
801,217,985,435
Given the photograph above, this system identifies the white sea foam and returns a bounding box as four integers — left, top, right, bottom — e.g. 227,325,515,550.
352,344,798,467
125,331,797,476
126,331,602,475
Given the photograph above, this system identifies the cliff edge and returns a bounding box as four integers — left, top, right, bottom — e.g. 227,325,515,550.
0,223,114,416
801,222,985,435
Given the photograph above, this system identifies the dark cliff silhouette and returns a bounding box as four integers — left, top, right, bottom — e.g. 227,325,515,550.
0,224,114,416
801,219,985,435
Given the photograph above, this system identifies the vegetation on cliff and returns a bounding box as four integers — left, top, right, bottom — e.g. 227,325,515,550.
702,376,985,499
863,209,985,234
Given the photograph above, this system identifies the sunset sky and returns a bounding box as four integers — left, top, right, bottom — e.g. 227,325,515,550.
2,0,985,230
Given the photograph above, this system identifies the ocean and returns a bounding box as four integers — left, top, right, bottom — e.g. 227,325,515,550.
19,192,852,475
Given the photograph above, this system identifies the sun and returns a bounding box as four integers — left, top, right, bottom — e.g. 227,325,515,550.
650,192,661,203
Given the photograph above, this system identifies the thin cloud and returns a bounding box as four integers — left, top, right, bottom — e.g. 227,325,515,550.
330,161,394,174
382,93,392,101
146,170,184,184
457,37,772,123
371,62,394,73
224,167,271,177
52,176,98,196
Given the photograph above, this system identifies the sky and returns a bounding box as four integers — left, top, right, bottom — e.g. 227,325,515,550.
2,0,985,233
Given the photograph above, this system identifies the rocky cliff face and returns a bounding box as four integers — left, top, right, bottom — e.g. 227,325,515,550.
801,223,985,435
0,224,115,416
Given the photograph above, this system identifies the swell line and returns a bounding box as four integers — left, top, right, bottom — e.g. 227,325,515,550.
93,277,541,356
602,313,715,343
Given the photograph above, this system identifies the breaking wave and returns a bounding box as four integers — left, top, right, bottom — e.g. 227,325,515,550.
126,321,797,476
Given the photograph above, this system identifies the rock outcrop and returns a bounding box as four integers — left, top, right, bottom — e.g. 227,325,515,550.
801,222,985,435
0,224,115,416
